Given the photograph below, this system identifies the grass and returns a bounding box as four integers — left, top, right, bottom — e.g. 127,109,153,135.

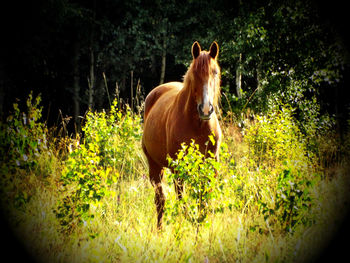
9,144,350,263
1,95,350,262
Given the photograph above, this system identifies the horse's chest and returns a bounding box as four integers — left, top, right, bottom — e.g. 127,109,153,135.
166,117,220,158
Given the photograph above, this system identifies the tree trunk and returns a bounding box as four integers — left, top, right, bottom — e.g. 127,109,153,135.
73,43,80,129
257,58,263,92
0,62,4,114
87,2,96,109
94,76,105,110
159,34,167,85
151,54,157,75
121,75,126,97
236,53,242,98
130,70,134,110
87,46,95,109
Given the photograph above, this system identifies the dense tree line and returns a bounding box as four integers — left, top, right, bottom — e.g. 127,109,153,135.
1,0,349,134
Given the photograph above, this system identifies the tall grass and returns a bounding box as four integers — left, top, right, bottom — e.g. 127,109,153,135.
0,93,349,262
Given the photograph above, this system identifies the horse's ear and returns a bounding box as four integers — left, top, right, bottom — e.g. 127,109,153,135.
192,41,201,59
209,41,219,59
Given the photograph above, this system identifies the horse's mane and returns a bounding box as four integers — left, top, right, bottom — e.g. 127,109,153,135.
193,52,211,76
183,51,221,107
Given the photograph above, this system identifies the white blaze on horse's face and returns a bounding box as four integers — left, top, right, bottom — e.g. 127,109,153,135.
203,82,214,115
198,79,215,121
202,83,210,115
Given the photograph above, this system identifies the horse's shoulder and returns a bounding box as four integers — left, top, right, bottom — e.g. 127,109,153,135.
150,82,183,97
144,82,183,119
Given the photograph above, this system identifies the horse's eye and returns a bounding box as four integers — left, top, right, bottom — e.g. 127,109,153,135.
212,69,218,75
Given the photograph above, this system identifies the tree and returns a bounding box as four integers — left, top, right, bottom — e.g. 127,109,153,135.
1,0,348,136
218,0,347,134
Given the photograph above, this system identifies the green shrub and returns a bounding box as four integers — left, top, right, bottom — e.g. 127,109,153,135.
55,99,143,232
83,100,142,174
240,105,319,232
0,92,51,209
164,138,225,229
0,92,48,171
55,140,118,232
243,105,310,170
257,168,317,233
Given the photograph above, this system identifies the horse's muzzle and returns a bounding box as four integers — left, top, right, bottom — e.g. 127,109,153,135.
197,103,214,120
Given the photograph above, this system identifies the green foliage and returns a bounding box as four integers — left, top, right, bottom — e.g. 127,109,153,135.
55,99,142,232
55,140,117,232
258,168,316,233
238,105,319,232
82,100,142,174
243,105,309,169
164,137,238,232
165,138,223,227
0,92,52,210
0,92,48,171
219,0,345,133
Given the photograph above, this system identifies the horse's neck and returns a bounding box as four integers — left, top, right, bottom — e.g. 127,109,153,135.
176,78,197,117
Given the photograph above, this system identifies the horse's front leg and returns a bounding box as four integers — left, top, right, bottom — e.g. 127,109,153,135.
146,156,165,229
153,180,165,229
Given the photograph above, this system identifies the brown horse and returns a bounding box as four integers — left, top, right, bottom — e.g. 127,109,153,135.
142,41,222,228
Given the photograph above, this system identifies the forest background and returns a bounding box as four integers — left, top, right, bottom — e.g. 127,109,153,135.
1,0,349,131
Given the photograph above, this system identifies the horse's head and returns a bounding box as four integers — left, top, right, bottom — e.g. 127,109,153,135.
190,41,220,121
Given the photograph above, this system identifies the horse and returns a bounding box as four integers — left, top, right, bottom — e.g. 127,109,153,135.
142,41,222,228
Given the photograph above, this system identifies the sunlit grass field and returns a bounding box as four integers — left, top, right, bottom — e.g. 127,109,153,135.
1,94,349,262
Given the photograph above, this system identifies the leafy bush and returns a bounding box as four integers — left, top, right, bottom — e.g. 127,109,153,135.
0,92,52,209
82,100,142,174
55,139,118,232
257,168,316,233
55,99,142,232
0,92,48,171
164,138,223,228
243,105,310,170
238,105,319,232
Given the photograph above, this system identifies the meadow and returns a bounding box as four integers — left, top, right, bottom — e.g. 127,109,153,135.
0,93,349,263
